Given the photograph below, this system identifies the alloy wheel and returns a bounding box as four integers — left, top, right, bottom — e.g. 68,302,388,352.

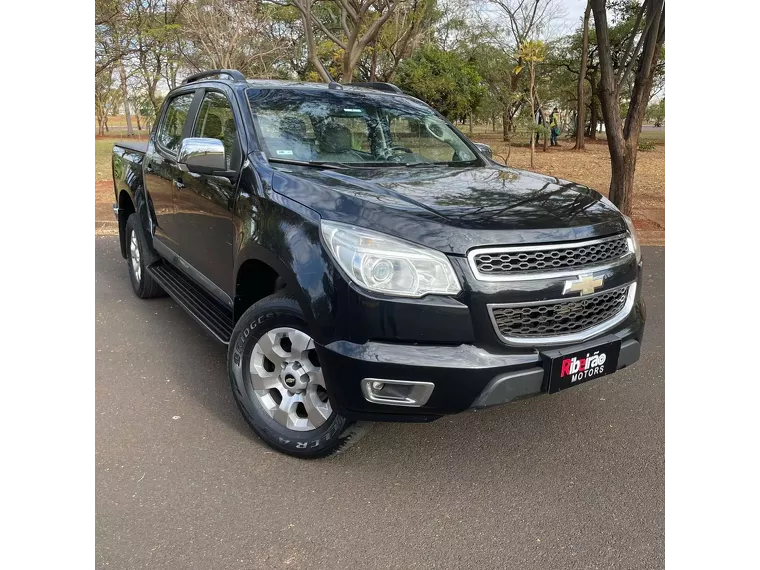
129,229,141,282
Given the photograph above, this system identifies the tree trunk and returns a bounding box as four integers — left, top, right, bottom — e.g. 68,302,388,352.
119,62,134,137
529,65,535,169
502,111,510,142
135,112,142,131
294,1,332,83
492,112,496,132
468,112,473,135
591,0,664,216
575,1,591,150
589,91,598,140
370,40,378,81
608,143,636,215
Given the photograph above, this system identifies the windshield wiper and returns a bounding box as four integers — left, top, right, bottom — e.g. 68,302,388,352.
268,158,348,169
405,160,478,168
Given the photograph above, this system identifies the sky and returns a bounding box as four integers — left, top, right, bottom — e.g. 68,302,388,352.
561,0,589,26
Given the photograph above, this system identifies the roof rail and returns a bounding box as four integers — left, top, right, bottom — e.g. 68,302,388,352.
349,82,404,94
182,69,247,85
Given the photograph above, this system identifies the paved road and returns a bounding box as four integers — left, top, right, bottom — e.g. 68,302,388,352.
96,237,664,570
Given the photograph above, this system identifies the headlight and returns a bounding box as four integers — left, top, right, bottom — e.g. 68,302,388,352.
623,215,642,264
320,220,462,298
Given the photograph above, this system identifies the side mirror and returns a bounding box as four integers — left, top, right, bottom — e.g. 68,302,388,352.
178,137,226,173
473,142,493,159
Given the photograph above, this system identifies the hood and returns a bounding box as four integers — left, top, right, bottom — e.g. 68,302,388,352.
271,163,626,255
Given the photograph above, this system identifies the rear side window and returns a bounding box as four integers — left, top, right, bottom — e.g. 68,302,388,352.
193,92,239,169
157,93,195,154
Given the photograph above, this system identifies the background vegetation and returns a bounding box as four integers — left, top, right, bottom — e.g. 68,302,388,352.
95,0,664,216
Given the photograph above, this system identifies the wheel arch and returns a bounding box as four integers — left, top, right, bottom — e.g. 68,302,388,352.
233,234,337,345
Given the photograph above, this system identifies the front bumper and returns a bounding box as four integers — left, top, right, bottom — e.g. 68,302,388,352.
316,300,645,422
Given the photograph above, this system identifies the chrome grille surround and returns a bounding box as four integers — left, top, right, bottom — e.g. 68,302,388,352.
468,234,634,282
488,282,637,346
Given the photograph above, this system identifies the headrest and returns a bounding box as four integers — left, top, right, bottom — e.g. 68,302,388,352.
319,122,352,153
280,116,307,140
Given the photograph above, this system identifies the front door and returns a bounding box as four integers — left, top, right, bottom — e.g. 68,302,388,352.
143,91,197,251
174,89,242,300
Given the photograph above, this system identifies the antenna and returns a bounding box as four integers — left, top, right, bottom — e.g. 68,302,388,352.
322,66,342,90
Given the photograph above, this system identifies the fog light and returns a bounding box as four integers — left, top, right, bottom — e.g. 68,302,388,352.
360,378,435,407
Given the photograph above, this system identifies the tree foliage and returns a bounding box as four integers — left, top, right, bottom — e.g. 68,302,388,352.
395,44,484,119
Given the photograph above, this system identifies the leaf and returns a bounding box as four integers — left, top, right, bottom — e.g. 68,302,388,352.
514,65,523,75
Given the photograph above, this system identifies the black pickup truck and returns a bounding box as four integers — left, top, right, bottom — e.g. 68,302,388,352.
112,69,645,458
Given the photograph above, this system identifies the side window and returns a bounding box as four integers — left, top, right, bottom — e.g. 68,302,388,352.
157,93,195,154
193,91,239,169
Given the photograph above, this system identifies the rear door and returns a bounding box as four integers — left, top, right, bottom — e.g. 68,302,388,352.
173,88,243,300
143,90,199,252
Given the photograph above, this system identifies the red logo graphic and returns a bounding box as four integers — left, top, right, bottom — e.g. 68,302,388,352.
560,351,607,378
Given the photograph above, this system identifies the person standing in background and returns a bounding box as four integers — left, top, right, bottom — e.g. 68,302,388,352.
549,107,560,146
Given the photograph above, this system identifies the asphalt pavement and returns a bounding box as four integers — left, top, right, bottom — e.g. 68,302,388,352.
96,237,664,570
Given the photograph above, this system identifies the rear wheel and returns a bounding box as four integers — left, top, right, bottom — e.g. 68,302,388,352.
125,213,164,299
228,292,368,458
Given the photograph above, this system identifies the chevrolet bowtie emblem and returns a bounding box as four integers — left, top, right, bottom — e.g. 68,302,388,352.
563,274,604,296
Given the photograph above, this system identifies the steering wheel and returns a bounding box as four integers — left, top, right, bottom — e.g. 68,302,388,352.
424,119,447,142
378,145,414,161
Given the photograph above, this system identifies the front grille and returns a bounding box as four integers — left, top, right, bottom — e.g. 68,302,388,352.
490,285,630,341
472,234,630,276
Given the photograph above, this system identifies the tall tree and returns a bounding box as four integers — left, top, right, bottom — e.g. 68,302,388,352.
132,0,185,115
288,0,400,82
574,1,591,149
118,62,135,136
95,68,118,136
591,0,664,215
516,40,546,168
485,0,563,141
396,44,484,119
284,1,332,82
182,0,288,77
364,0,438,82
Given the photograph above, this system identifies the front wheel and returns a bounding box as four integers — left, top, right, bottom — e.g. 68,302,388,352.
228,293,368,458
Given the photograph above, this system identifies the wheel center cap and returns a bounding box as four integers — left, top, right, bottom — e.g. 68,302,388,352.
280,363,308,392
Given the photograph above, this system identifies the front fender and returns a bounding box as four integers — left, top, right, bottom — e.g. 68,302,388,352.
233,158,356,345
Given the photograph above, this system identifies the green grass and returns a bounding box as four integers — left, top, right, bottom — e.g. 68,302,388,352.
95,139,117,180
95,136,149,181
596,128,665,143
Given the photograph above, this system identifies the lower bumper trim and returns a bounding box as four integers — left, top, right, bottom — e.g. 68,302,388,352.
470,368,544,408
471,339,642,410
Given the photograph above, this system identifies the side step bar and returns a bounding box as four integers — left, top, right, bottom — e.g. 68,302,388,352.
148,263,234,344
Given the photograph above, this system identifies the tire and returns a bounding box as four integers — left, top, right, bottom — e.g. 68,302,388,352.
228,292,368,458
125,213,165,299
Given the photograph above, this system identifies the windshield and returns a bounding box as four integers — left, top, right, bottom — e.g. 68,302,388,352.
246,88,479,167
